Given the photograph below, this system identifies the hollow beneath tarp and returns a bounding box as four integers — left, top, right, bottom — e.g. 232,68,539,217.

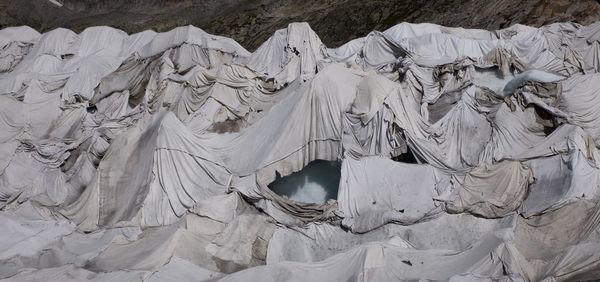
268,160,341,204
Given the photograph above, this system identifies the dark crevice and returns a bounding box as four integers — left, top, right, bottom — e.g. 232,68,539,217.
533,105,558,136
392,145,418,164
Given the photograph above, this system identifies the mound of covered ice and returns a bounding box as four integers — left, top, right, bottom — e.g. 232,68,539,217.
2,21,600,281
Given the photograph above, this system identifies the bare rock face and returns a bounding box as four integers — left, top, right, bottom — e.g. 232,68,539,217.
2,0,600,49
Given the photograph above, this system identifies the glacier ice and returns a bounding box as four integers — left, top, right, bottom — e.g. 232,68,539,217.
1,21,600,281
268,160,340,204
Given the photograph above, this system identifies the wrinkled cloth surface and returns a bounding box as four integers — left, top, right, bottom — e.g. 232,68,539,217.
1,21,600,281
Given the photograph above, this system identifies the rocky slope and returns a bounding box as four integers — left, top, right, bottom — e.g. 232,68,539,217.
1,0,600,50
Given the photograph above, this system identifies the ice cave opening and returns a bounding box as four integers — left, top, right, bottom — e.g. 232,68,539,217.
268,160,341,204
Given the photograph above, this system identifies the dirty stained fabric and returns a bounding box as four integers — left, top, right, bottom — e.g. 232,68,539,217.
1,20,600,281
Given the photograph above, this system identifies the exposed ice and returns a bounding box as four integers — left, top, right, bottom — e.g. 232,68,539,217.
472,67,515,95
268,160,341,204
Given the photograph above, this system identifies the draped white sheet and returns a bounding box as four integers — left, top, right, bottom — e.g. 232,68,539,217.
2,20,600,281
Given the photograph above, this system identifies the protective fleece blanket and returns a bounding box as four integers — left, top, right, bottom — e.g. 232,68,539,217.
1,21,600,281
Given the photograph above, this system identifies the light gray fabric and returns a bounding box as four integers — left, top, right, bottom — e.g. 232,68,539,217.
1,20,600,281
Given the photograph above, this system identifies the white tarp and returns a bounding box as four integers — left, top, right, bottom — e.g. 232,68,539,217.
1,20,600,281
